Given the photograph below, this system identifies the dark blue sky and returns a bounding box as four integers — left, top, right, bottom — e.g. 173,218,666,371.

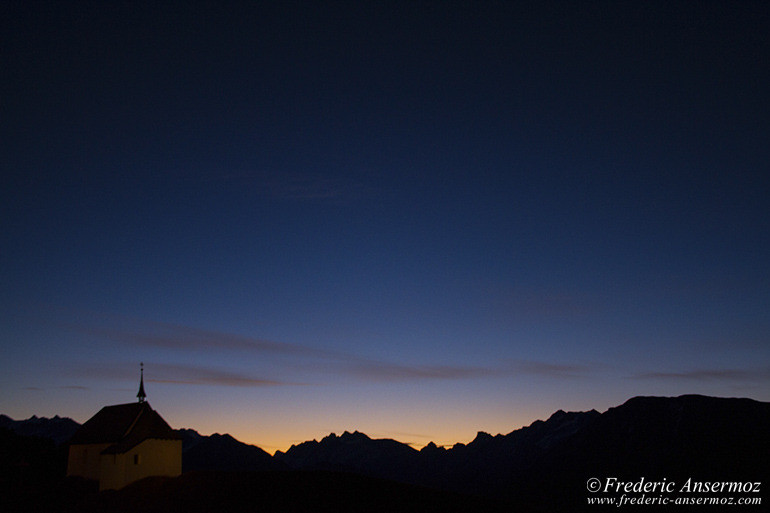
2,1,769,451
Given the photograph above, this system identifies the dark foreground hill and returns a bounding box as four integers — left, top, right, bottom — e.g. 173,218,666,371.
78,471,512,513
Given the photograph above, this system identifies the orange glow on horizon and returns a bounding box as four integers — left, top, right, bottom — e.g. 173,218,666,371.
163,400,559,455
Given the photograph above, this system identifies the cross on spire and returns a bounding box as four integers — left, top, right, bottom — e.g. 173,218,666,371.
137,362,146,403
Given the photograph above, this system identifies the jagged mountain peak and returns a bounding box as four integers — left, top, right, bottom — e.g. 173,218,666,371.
177,427,203,438
546,409,567,421
209,432,236,441
470,431,494,444
0,412,81,445
317,430,375,445
340,430,370,441
420,441,446,453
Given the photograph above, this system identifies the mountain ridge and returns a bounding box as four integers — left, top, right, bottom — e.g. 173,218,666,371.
3,394,768,510
3,393,767,459
0,413,80,445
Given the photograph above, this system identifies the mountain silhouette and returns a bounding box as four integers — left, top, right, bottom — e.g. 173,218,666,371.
516,395,770,510
178,429,283,472
275,430,420,482
271,395,770,509
2,395,768,512
267,406,604,493
0,414,80,445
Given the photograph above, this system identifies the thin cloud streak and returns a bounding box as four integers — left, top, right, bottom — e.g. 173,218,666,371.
338,358,596,382
343,361,499,382
66,357,594,388
59,308,599,385
146,363,293,387
513,360,593,378
67,315,337,358
67,361,296,388
375,430,437,446
633,368,770,382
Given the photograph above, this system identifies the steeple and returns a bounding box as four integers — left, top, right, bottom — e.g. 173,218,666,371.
137,362,146,403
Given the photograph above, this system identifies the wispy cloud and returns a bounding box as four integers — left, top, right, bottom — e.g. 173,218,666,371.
147,363,293,387
342,361,500,382
512,360,593,378
69,362,296,388
372,430,442,448
69,316,334,359
60,385,89,390
378,430,436,441
633,367,770,382
67,356,593,389
59,308,597,385
337,358,595,382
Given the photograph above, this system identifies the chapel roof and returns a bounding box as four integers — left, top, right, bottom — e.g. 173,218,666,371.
69,402,180,453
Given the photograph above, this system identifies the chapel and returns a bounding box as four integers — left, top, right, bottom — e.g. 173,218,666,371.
66,364,182,490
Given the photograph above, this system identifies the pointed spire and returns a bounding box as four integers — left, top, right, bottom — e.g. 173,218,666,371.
137,362,146,403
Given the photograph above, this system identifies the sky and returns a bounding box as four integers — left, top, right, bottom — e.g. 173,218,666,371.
2,1,769,453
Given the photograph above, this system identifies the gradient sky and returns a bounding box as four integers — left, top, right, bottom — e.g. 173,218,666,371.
2,1,769,453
